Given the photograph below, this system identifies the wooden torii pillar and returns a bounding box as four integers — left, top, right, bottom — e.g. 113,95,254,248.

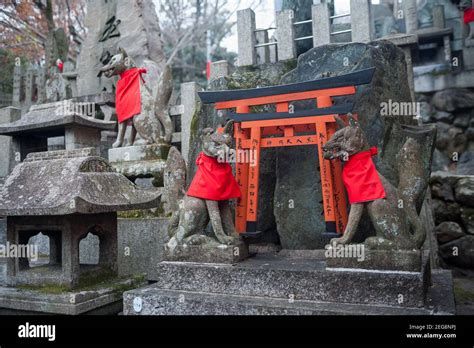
199,68,375,237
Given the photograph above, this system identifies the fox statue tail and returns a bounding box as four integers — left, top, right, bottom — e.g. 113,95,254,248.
163,146,187,237
396,128,434,249
154,64,173,143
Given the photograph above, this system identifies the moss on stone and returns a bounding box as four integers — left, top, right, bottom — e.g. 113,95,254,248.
454,284,474,303
17,272,146,294
282,58,297,71
118,204,168,218
190,104,201,143
225,60,297,91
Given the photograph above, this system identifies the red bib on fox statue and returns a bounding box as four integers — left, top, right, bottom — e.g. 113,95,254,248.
342,146,386,204
116,67,147,123
465,8,474,23
187,152,241,201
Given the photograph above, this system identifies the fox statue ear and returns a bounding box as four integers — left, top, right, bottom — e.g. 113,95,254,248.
223,119,234,135
200,128,214,140
347,113,359,128
334,115,347,129
118,47,128,58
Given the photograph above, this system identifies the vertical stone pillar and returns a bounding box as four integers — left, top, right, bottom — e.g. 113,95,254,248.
312,3,331,47
181,82,202,164
237,9,256,66
350,0,374,42
12,65,21,107
402,47,416,101
24,69,34,111
63,218,79,286
393,0,401,19
210,60,231,81
97,213,118,273
403,0,418,34
443,36,452,65
0,107,21,179
432,6,445,29
255,30,270,64
5,218,17,282
65,126,101,152
36,68,46,103
276,10,296,60
269,38,278,63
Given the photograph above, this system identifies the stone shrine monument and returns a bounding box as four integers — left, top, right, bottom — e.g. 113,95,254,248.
0,98,115,160
74,0,174,187
0,148,161,313
124,41,454,314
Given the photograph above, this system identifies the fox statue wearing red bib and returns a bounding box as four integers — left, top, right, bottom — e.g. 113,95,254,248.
100,47,173,147
166,120,241,250
322,114,428,250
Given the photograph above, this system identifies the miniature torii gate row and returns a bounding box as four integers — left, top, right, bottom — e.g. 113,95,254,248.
199,67,375,237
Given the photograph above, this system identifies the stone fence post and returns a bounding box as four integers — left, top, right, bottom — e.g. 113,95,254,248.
37,68,46,103
12,65,21,108
180,82,202,164
0,107,21,181
276,10,296,61
255,29,270,64
312,3,331,47
24,69,34,111
350,0,373,42
237,9,256,66
210,60,231,81
403,0,418,34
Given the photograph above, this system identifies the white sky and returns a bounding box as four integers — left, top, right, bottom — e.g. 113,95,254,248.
154,0,380,54
153,0,276,53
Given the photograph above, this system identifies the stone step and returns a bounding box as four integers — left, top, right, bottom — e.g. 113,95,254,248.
152,253,430,308
123,286,438,316
0,276,146,315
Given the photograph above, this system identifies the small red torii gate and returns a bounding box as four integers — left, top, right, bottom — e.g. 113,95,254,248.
199,68,374,237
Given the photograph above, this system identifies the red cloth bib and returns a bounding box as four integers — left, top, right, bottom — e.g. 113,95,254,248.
115,68,147,123
187,152,241,201
465,9,474,24
342,147,386,204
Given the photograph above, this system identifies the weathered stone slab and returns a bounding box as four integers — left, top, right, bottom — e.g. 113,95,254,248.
149,253,428,308
108,145,169,186
163,242,249,264
124,288,432,315
0,276,145,315
124,264,454,315
111,161,166,185
117,218,169,277
76,0,166,97
325,250,423,272
0,149,161,216
0,107,21,124
108,144,170,163
0,101,115,136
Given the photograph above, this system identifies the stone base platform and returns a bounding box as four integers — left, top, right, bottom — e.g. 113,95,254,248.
0,276,146,315
326,249,423,272
124,253,455,315
108,144,169,186
163,242,249,264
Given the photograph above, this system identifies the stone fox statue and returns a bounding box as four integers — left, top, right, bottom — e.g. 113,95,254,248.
166,120,241,250
322,115,427,250
100,47,173,147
